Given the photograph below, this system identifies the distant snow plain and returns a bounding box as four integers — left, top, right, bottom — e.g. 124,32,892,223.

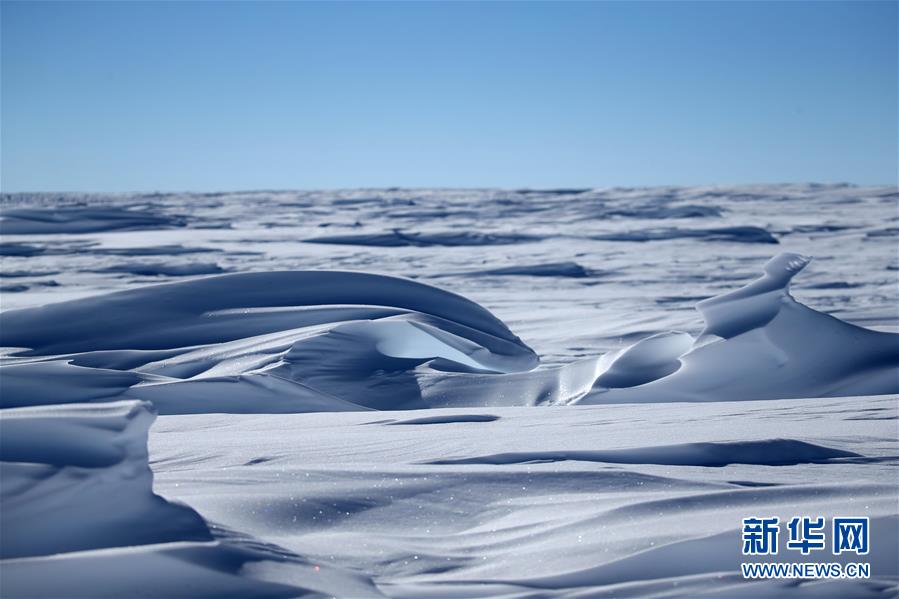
0,184,897,598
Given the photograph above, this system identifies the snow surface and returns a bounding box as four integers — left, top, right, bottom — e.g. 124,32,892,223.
1,185,897,597
148,397,899,598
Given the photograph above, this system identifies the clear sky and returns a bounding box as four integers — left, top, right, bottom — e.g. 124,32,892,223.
1,1,896,192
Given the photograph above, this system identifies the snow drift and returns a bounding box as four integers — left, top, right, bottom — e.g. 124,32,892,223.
0,271,538,412
0,400,211,559
1,187,896,598
0,400,382,598
579,253,899,403
0,205,186,234
305,229,540,247
425,438,862,467
0,254,895,413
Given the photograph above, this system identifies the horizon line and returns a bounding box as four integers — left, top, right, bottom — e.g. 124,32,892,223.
2,181,895,197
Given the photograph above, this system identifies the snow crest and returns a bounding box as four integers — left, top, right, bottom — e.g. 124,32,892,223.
579,253,899,403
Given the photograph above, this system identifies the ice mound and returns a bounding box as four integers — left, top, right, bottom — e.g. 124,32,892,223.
0,205,186,234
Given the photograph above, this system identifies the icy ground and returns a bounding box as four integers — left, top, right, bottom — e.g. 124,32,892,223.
1,185,897,597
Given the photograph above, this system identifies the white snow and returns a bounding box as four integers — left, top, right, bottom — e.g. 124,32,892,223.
147,397,898,598
1,185,897,597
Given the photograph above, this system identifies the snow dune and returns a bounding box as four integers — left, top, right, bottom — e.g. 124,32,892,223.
0,401,211,559
581,253,899,402
424,438,861,467
91,261,225,277
305,230,540,247
1,253,894,414
1,186,897,597
0,205,186,234
386,413,501,425
0,270,538,412
591,225,778,244
90,244,223,256
0,242,44,257
0,270,528,356
450,261,595,278
304,226,778,246
0,400,382,598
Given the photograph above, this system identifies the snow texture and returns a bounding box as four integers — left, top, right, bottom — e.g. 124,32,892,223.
1,185,897,597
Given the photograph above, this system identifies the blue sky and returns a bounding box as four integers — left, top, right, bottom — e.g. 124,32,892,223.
2,1,896,192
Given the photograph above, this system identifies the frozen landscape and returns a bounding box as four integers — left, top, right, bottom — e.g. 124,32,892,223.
1,184,897,598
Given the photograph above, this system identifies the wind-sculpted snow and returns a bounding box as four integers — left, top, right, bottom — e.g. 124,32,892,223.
425,438,861,467
0,284,28,293
0,270,59,278
579,253,899,403
0,270,527,354
91,244,222,256
0,243,44,257
0,400,382,598
600,203,722,219
0,253,895,413
0,270,538,412
591,225,778,244
451,261,595,278
91,261,226,277
1,186,897,598
306,227,778,246
0,400,211,559
0,205,187,234
384,413,501,425
147,398,899,598
1,185,894,319
305,229,541,247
